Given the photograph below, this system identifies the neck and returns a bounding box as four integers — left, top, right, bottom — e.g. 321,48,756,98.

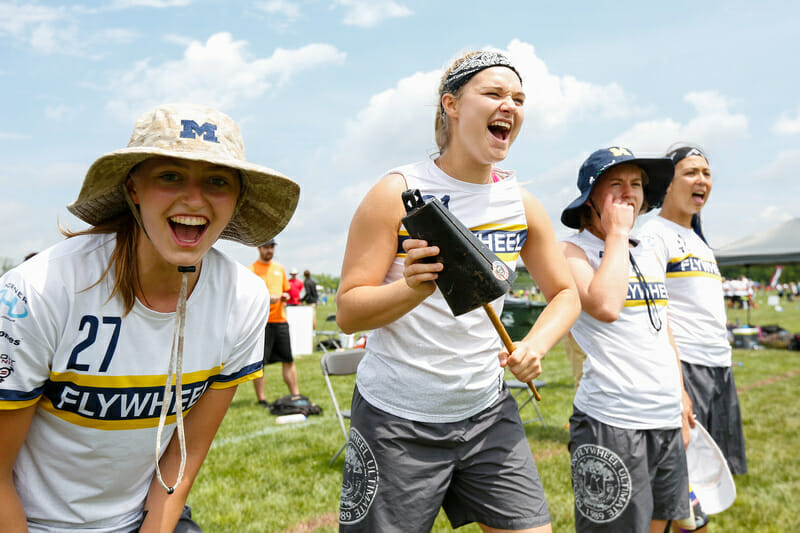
437,147,493,184
135,238,201,312
659,203,694,228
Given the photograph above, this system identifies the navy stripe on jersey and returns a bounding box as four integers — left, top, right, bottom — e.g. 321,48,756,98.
43,378,213,421
666,254,721,278
625,279,668,307
216,360,263,384
0,385,45,402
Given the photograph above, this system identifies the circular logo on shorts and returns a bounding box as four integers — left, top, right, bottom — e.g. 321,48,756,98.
571,444,631,523
339,428,379,525
492,260,509,281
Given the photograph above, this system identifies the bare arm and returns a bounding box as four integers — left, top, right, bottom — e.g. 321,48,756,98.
499,190,581,383
336,174,443,333
667,322,695,447
0,405,36,532
563,195,635,322
139,386,237,532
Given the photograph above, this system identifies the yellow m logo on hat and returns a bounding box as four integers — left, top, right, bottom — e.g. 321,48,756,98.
609,147,632,157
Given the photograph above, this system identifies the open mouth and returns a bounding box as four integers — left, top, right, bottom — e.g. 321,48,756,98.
169,215,209,244
488,120,511,141
692,191,707,202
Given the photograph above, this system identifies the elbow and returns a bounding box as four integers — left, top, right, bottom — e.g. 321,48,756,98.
336,315,358,335
590,305,620,323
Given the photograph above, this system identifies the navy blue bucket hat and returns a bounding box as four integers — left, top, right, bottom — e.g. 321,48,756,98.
561,146,674,229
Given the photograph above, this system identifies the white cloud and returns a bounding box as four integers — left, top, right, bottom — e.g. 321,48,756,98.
332,70,439,177
773,106,800,135
754,148,800,182
105,32,346,120
507,40,632,133
255,0,301,20
759,205,794,223
332,0,412,28
610,90,748,155
0,2,64,37
0,2,138,56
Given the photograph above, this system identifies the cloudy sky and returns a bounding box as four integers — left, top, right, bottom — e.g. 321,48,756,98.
2,0,799,276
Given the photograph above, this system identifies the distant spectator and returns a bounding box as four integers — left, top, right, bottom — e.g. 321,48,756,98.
287,268,303,306
302,269,319,305
249,240,300,404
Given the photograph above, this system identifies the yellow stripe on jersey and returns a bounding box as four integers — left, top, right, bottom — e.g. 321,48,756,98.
49,367,223,388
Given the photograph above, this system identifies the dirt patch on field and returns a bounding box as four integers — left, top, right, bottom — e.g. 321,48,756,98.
738,368,800,392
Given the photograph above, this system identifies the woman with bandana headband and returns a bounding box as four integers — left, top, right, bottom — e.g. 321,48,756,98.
638,145,747,532
335,50,579,532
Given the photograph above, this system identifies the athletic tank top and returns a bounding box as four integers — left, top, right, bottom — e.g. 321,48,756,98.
638,216,731,367
356,159,527,423
566,230,682,429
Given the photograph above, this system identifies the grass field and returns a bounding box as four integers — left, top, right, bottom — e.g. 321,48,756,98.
189,293,800,532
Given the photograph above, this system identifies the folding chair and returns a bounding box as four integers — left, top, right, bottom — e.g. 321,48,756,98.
505,379,547,427
320,348,366,465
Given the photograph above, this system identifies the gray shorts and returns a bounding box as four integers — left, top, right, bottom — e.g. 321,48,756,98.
339,385,551,532
569,408,690,532
681,361,747,475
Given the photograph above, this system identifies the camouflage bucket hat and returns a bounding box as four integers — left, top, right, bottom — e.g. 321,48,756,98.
68,103,300,247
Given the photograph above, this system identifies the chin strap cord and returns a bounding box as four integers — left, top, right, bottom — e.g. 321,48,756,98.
155,265,195,494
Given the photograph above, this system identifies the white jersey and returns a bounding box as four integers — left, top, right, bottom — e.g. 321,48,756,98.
0,234,267,532
566,230,682,430
357,160,528,423
638,216,731,367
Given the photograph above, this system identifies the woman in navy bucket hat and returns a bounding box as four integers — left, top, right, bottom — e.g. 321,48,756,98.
559,147,697,532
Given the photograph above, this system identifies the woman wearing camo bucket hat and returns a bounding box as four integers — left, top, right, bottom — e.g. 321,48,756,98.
0,103,299,532
558,147,697,532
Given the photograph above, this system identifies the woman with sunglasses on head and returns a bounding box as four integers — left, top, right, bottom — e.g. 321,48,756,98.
560,147,695,533
638,145,747,532
335,50,580,533
0,104,299,532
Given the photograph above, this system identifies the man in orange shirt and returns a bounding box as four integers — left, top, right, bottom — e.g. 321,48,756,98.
250,239,300,405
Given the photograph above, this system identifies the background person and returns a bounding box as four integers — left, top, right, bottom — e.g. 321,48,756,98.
560,147,693,532
249,239,300,404
287,268,303,306
0,103,299,532
638,145,747,531
336,49,580,533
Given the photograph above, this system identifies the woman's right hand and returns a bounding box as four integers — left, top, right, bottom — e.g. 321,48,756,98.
599,193,635,237
402,238,442,296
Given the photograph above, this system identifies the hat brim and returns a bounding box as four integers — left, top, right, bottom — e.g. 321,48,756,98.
686,421,737,514
67,146,300,247
560,157,673,229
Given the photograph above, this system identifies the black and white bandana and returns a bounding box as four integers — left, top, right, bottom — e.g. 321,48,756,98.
668,146,707,164
441,51,522,97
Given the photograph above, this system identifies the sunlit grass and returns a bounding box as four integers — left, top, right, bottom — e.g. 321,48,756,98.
189,293,799,531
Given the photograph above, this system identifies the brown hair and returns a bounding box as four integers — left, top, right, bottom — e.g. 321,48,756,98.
61,212,141,315
434,51,482,153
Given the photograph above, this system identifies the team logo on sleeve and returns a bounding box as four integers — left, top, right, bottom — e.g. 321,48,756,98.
339,428,379,525
0,353,14,383
571,444,632,523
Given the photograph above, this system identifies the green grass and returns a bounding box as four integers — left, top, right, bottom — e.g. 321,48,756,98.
189,293,800,532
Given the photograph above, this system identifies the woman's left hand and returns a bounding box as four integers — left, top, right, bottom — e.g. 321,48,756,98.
498,341,544,383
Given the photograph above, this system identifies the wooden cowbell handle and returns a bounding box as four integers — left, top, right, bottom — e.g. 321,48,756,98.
483,304,542,402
